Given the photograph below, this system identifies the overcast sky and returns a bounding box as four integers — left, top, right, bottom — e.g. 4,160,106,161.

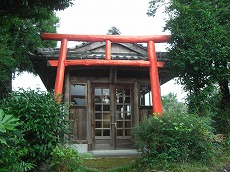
55,0,170,50
56,0,168,35
12,0,186,101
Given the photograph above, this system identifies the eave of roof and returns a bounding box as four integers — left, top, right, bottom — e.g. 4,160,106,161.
29,42,175,90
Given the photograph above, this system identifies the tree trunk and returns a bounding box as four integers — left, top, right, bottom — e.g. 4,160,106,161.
218,79,230,134
0,78,12,98
219,79,230,111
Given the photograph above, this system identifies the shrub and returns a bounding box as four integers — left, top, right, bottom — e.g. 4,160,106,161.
48,145,88,172
0,109,35,172
132,112,216,169
0,109,20,144
0,89,70,167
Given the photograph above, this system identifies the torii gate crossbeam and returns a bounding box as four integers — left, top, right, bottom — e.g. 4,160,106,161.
41,33,170,114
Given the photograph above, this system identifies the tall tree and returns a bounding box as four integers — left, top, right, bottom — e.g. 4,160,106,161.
0,0,73,97
107,26,121,35
0,0,73,18
148,0,230,116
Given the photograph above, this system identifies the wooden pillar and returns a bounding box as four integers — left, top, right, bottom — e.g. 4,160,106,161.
87,80,93,150
134,82,139,124
110,84,116,149
147,41,163,114
54,38,68,96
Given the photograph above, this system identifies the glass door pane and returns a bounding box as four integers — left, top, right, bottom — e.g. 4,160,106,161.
116,87,132,138
94,87,110,138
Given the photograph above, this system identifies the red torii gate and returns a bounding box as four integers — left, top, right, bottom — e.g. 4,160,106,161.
41,33,170,114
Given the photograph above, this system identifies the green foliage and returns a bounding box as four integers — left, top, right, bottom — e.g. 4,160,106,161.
0,0,73,96
1,89,70,167
0,13,58,96
132,113,216,170
206,86,230,135
162,92,187,114
0,28,16,96
0,109,35,172
213,109,230,135
0,14,58,73
147,0,168,17
148,0,230,115
187,85,230,134
0,109,19,136
48,145,86,172
107,26,121,35
0,132,35,172
1,0,74,19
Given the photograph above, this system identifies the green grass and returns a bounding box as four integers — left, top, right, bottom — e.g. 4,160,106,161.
81,157,138,172
79,152,230,172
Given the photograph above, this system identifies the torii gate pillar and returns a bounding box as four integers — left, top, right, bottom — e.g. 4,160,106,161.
148,41,163,114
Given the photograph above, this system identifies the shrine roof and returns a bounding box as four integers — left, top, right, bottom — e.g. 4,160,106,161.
29,42,175,90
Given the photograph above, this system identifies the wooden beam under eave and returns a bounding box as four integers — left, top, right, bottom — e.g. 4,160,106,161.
47,60,165,68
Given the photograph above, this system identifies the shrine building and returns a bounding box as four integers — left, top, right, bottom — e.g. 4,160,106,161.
30,33,174,150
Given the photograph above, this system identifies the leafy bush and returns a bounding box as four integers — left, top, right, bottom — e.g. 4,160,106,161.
0,133,35,172
132,112,216,169
48,145,88,172
0,89,70,167
0,109,20,144
0,109,35,172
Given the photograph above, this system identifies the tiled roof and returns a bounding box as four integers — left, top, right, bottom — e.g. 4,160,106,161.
30,42,174,90
34,48,168,61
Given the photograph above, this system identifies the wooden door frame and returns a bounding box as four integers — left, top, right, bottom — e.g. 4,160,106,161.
110,84,116,149
91,83,134,150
